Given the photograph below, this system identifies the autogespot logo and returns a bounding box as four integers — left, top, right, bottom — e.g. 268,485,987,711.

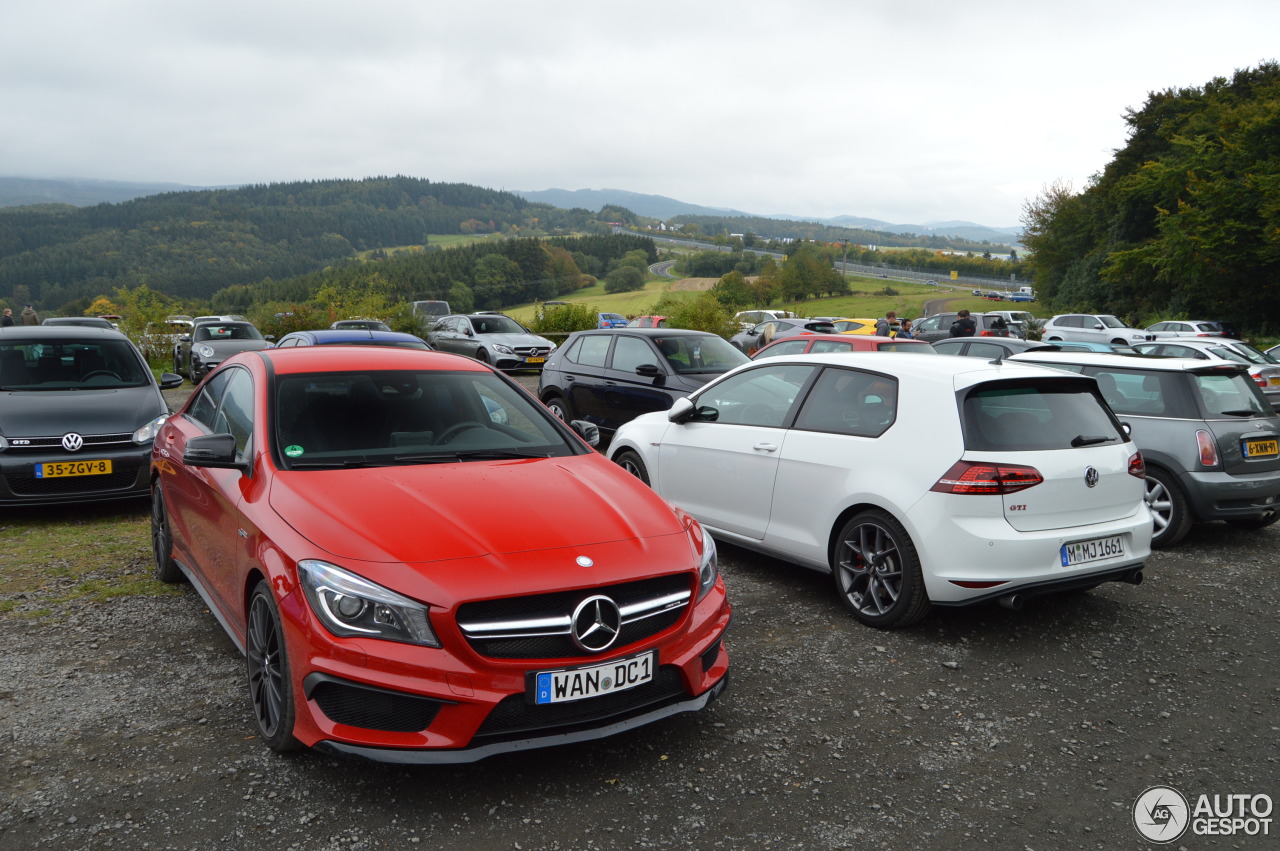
1133,785,1189,843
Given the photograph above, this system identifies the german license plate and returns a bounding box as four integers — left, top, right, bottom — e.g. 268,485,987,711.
1243,438,1279,458
525,357,546,364
36,459,113,478
1269,377,1280,387
1060,535,1124,567
532,650,655,705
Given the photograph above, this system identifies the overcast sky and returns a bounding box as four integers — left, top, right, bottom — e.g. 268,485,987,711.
3,1,1277,228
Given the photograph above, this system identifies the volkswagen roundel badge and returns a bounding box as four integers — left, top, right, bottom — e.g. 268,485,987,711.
570,595,622,653
1084,466,1099,488
61,433,84,452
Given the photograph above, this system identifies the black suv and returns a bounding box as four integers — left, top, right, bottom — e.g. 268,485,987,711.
911,312,1013,343
538,328,749,436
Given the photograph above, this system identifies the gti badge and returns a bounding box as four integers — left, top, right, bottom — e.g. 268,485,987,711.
61,433,84,452
1084,466,1099,488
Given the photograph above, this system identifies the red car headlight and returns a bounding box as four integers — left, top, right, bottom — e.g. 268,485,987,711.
298,560,439,647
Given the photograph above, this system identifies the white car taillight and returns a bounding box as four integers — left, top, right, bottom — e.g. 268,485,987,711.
1128,451,1146,479
930,461,1044,495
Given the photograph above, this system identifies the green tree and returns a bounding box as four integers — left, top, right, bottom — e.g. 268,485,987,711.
604,265,645,294
710,270,754,309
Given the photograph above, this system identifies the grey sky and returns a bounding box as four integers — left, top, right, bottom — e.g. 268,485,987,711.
3,1,1276,227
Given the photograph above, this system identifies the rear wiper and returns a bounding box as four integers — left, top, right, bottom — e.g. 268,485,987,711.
1071,434,1118,447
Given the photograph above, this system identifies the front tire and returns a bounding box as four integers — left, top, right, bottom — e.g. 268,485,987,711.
832,510,930,628
476,349,491,365
613,449,651,485
246,581,301,752
151,483,184,584
1145,467,1191,548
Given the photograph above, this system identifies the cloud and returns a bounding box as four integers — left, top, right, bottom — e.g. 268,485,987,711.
2,0,1277,225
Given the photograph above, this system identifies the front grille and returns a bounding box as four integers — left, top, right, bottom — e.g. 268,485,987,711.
457,574,691,660
472,666,687,744
4,433,135,452
6,463,143,496
311,680,444,733
512,346,553,358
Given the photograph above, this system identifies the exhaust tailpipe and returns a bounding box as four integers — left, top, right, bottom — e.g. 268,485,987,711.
1125,571,1144,586
999,593,1024,611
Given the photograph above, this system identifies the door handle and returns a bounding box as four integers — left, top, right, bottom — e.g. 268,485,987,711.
753,443,779,452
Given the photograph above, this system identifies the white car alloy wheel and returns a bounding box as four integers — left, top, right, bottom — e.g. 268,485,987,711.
832,510,929,628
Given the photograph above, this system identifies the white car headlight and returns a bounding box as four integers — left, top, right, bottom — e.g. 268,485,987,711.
132,414,169,445
298,560,439,647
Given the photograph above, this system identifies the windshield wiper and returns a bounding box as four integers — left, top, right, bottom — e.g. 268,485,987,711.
286,458,390,469
1071,434,1118,447
394,449,549,463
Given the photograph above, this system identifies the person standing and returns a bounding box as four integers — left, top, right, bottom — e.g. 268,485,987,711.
20,304,39,325
949,309,976,337
874,311,897,337
0,307,14,328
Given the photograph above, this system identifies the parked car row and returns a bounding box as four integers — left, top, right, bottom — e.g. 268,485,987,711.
7,304,1278,772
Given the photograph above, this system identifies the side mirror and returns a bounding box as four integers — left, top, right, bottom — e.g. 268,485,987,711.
264,335,276,342
183,433,248,472
179,335,191,342
1121,422,1132,436
634,363,665,385
570,419,600,447
668,397,695,422
158,373,183,390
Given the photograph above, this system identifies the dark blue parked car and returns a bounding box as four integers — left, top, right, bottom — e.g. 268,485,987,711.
538,328,748,437
272,329,432,350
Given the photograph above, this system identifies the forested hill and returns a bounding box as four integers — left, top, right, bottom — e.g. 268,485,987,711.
0,176,597,309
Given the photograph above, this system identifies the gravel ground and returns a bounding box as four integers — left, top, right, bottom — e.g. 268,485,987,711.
2,377,1275,849
4,520,1277,849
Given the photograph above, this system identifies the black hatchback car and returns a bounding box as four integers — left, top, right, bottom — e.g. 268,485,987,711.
0,327,183,506
538,328,749,435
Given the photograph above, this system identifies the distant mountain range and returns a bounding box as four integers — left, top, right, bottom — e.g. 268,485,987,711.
514,187,1022,244
0,176,1020,244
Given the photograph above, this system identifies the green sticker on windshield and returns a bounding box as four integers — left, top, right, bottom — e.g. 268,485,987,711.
285,445,304,457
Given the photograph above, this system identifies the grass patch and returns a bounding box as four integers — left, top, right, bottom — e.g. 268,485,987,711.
0,501,181,618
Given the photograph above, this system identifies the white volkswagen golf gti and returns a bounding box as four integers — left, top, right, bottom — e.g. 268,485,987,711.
608,353,1153,628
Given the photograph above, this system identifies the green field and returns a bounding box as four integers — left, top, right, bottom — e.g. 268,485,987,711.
505,274,1017,325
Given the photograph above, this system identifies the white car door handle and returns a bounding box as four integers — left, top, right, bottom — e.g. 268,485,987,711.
753,443,779,452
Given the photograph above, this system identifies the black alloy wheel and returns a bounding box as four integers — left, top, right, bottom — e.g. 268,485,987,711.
832,510,930,628
150,483,184,584
246,581,301,752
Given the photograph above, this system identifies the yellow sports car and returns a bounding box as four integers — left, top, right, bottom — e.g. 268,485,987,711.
831,318,881,335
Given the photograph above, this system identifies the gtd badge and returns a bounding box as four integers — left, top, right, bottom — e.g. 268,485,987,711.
61,433,85,452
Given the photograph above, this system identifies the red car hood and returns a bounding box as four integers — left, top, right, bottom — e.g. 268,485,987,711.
268,455,684,565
